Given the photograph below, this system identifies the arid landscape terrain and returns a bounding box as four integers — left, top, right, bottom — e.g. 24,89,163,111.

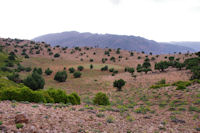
0,38,200,133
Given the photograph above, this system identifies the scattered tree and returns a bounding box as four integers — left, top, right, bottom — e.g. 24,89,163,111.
113,79,126,91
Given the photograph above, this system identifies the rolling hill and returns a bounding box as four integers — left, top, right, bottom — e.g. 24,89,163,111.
33,31,195,54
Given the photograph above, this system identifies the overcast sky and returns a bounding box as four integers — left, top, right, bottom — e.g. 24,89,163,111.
0,0,200,42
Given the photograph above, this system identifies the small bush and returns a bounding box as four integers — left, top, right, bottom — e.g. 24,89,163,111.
33,68,42,75
106,116,114,123
77,66,84,71
25,67,32,72
7,73,21,83
189,106,200,112
176,84,186,90
172,81,191,87
45,88,68,103
45,68,53,75
113,79,126,91
90,64,93,69
16,123,23,129
54,53,60,58
54,71,67,82
101,65,108,71
93,92,110,105
68,67,75,73
109,68,114,72
23,72,45,90
73,71,82,78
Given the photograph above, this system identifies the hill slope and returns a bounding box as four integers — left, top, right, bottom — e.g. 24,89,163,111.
33,31,194,54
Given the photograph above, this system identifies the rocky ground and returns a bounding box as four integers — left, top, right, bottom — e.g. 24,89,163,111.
0,100,199,133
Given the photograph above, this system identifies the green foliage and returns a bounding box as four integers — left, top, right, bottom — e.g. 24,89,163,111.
73,71,82,78
156,79,166,85
113,79,126,91
101,65,108,71
23,72,45,90
93,92,110,105
155,61,169,72
33,67,42,75
109,68,114,72
110,56,115,62
25,67,32,72
77,66,84,71
142,59,151,69
125,67,135,74
16,64,25,72
90,64,93,69
135,106,150,114
189,106,200,112
69,67,75,73
7,73,21,83
45,68,53,75
45,88,68,103
54,53,60,58
106,116,114,123
54,71,67,82
169,56,175,61
172,81,191,87
174,61,185,70
150,84,170,89
150,79,170,89
16,123,23,129
176,84,186,90
136,64,143,72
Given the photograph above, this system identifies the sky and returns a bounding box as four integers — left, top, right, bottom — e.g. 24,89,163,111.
0,0,200,42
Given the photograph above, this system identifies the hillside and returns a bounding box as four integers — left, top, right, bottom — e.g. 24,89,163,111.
33,31,195,54
0,37,200,132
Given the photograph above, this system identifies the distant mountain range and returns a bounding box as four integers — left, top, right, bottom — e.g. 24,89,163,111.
33,31,195,54
168,42,200,52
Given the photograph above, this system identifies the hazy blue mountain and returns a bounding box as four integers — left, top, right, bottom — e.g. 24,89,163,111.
169,42,200,52
33,31,195,54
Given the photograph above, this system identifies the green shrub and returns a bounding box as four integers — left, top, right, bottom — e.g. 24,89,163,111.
69,67,75,73
156,79,166,85
172,81,191,87
45,68,53,75
90,64,93,69
16,123,23,129
135,106,150,114
106,116,114,123
150,84,170,89
7,73,21,83
109,68,114,72
54,71,67,82
45,88,68,103
54,53,60,58
70,93,81,105
25,67,32,72
113,79,126,91
77,66,84,71
101,65,108,71
189,106,200,112
176,84,186,90
93,92,110,105
23,72,45,90
125,67,135,74
73,71,82,78
33,68,42,75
